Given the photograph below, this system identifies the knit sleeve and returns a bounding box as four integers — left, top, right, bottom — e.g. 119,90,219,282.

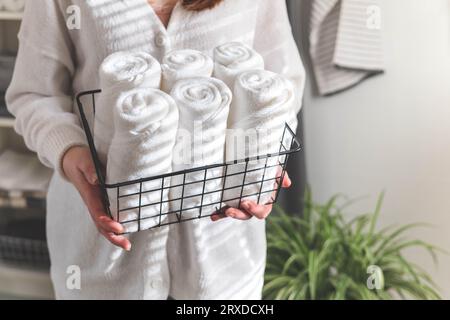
5,0,88,180
253,0,306,130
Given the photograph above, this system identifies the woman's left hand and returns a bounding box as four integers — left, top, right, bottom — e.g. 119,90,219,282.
210,171,292,221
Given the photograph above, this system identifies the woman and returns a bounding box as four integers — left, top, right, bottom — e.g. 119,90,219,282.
6,0,305,299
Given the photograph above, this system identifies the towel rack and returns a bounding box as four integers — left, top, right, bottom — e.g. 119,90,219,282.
76,89,302,234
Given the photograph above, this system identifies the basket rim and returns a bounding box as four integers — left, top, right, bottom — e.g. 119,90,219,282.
76,89,302,189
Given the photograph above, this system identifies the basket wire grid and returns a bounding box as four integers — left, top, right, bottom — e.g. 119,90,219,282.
0,235,50,269
76,90,302,234
0,210,50,269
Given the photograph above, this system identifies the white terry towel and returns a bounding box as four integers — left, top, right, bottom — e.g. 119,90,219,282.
169,77,231,220
213,42,265,90
224,70,295,208
161,49,214,93
106,88,179,234
2,0,25,12
94,51,161,165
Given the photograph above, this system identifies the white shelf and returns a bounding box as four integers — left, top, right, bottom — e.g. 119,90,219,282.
0,11,23,21
0,117,14,128
0,264,54,299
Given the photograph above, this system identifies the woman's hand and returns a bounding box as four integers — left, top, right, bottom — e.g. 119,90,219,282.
210,170,292,222
62,146,131,251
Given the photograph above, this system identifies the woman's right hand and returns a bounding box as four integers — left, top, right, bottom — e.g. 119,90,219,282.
62,146,132,251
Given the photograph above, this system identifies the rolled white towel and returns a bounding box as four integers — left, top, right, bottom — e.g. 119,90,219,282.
2,0,24,12
106,88,179,234
94,51,161,165
169,77,231,220
161,49,214,93
224,70,295,208
213,42,265,90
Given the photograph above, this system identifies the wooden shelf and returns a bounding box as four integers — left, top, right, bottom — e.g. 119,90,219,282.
0,117,14,128
0,263,54,299
0,11,23,21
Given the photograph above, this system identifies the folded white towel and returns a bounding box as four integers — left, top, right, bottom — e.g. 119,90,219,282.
161,49,214,93
224,70,295,208
2,0,25,12
106,88,179,234
0,150,52,192
213,42,265,90
94,51,161,165
169,77,231,220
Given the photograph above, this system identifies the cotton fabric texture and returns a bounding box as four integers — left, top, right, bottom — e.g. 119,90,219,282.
106,88,179,234
169,76,231,221
224,70,295,208
95,51,162,164
6,0,305,300
213,42,265,90
161,49,214,93
309,0,385,95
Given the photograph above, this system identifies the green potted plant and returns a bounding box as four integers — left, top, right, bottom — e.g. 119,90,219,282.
263,192,444,300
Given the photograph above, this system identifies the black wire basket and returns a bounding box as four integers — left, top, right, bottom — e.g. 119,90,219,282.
76,90,302,234
0,209,50,269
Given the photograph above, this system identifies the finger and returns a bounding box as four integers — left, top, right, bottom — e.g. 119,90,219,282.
275,170,291,189
224,207,253,220
98,215,124,234
281,172,292,188
72,170,112,225
79,159,99,186
240,201,272,219
100,229,131,251
71,169,100,209
210,212,226,221
210,206,229,222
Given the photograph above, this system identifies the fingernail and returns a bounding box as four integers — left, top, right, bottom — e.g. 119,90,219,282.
241,202,251,211
126,244,132,252
91,175,99,185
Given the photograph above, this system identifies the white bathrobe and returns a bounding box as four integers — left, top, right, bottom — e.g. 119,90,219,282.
6,0,305,300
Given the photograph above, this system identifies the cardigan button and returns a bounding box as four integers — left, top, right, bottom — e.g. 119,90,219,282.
155,32,169,48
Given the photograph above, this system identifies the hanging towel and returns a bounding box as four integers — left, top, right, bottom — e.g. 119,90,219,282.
94,51,161,165
224,70,295,208
169,77,231,220
161,49,214,93
213,42,265,90
106,88,179,234
310,0,384,95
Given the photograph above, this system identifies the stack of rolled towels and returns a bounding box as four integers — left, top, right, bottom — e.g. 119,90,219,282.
93,42,296,233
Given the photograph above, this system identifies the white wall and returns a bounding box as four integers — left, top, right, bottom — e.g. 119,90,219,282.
301,0,450,298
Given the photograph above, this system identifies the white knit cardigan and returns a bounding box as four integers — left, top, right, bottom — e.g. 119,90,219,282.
6,0,305,300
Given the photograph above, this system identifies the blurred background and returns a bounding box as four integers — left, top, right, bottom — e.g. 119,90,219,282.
0,2,54,299
283,0,450,299
0,0,449,299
